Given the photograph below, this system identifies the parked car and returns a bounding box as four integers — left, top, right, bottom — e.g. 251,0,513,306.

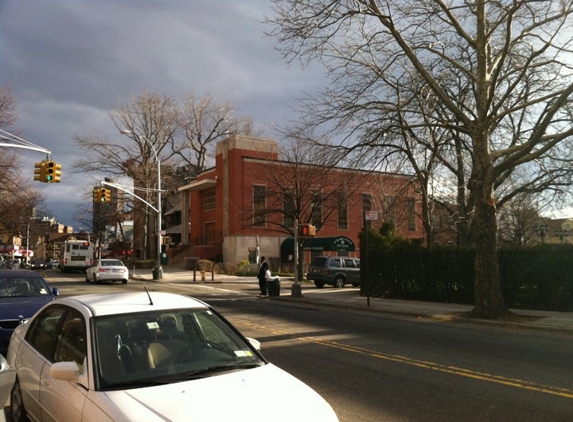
0,270,60,355
85,258,129,284
7,292,338,422
0,353,15,407
44,259,60,269
306,256,361,288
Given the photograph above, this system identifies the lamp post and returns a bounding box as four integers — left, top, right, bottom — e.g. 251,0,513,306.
120,129,162,279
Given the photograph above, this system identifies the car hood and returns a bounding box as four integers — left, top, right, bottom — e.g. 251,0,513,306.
0,296,55,320
101,363,338,422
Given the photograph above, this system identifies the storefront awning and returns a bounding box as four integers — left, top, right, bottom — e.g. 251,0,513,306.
280,236,356,253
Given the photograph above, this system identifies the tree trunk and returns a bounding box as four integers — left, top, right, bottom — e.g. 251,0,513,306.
470,182,508,318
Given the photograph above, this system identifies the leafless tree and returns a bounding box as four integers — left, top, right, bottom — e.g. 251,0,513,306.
73,89,260,260
0,89,45,239
498,194,542,246
74,90,179,260
175,91,260,180
0,86,17,128
266,0,573,318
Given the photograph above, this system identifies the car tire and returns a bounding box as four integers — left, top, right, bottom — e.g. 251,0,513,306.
352,283,360,287
334,276,345,288
93,275,100,284
11,378,29,422
85,273,90,283
122,279,128,284
314,281,325,288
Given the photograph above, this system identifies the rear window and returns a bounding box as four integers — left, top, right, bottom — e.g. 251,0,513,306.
311,257,328,267
102,260,124,267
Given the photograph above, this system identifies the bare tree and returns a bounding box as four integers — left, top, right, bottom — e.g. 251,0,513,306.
266,0,573,319
73,89,261,260
74,90,179,260
0,86,17,128
498,194,542,246
0,152,45,236
174,91,260,179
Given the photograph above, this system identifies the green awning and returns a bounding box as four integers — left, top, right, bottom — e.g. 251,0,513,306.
280,236,355,253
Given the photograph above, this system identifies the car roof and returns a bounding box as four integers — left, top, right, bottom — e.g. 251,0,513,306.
55,291,209,317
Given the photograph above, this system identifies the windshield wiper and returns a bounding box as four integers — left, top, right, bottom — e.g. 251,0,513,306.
171,363,264,381
104,378,171,389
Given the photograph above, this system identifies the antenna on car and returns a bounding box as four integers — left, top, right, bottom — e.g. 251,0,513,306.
144,287,154,306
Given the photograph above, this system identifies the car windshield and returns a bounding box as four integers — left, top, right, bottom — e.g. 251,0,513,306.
93,308,264,389
0,275,51,298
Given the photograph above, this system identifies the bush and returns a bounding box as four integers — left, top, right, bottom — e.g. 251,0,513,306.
235,260,257,276
124,259,155,269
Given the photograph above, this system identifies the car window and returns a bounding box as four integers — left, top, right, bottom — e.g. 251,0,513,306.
354,259,360,268
93,308,263,389
54,311,86,366
0,275,51,298
328,258,342,268
26,306,67,359
310,257,327,268
103,260,123,267
343,258,357,269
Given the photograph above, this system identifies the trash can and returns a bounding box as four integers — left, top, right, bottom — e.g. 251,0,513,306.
152,267,163,280
267,277,281,297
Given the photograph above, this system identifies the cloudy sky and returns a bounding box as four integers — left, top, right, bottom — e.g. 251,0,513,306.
0,0,324,229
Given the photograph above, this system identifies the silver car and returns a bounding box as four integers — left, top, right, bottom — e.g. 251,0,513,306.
85,259,129,284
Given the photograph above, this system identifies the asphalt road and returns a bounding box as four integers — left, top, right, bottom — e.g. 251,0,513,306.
3,271,573,422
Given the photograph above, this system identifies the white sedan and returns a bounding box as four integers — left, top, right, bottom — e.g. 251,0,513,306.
85,259,129,284
7,292,338,422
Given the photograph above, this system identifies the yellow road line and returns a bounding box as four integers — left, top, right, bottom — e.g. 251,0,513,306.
242,322,573,399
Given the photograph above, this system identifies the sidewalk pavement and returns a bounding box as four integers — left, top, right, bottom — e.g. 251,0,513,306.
130,267,573,334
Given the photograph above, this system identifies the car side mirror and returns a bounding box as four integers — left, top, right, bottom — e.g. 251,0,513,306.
50,361,80,381
52,287,60,296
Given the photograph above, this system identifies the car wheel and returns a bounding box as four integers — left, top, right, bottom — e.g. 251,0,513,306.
93,275,99,284
334,276,345,288
85,273,90,283
352,283,360,287
122,279,128,284
11,378,29,422
314,281,325,288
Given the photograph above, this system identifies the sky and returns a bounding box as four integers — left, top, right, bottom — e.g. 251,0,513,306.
0,0,324,229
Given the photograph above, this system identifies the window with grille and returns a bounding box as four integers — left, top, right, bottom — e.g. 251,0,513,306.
338,191,348,230
204,189,216,211
253,185,266,227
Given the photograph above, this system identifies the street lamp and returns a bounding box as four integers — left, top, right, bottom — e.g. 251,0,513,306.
120,129,163,279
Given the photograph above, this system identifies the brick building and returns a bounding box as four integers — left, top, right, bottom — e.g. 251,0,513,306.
175,135,425,267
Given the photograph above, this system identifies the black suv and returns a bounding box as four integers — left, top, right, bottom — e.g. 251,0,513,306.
306,256,361,288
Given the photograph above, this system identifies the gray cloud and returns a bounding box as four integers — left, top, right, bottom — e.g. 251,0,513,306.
0,0,323,227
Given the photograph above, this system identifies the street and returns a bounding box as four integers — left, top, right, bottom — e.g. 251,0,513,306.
3,271,573,422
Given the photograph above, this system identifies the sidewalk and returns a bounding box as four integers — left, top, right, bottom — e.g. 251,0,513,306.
131,267,573,334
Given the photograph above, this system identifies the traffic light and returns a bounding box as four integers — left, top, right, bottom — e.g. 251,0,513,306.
103,188,112,203
99,188,107,203
298,223,316,238
44,161,55,182
51,162,62,183
93,187,101,202
33,162,45,182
